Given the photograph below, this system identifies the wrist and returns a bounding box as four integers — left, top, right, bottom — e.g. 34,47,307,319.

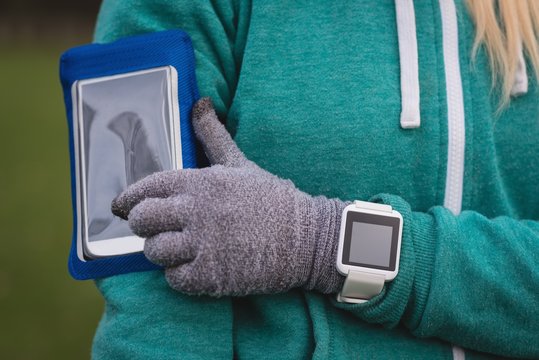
301,195,349,293
335,198,404,304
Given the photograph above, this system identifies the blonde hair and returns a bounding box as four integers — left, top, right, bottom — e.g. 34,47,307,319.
467,0,539,108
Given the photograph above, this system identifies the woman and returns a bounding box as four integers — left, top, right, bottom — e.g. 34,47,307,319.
92,0,538,358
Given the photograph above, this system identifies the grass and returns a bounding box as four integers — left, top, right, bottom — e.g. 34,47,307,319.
0,44,104,359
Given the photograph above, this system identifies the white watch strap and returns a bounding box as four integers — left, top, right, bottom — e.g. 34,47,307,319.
354,200,393,213
336,200,393,304
337,271,386,304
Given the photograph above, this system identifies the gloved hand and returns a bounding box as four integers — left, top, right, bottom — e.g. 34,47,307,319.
112,97,347,297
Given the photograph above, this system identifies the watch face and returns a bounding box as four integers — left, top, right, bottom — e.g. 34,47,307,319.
342,211,401,271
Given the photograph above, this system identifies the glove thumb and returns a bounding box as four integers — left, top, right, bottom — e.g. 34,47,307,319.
192,97,249,167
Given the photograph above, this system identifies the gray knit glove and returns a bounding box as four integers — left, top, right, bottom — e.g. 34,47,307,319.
111,97,347,297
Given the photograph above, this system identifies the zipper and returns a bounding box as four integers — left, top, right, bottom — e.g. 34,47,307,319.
439,0,466,358
439,0,465,216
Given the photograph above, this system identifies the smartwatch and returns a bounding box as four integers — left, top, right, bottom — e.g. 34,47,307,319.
336,200,403,303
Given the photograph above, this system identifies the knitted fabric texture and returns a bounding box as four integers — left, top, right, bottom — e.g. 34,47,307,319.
112,98,346,296
93,1,539,359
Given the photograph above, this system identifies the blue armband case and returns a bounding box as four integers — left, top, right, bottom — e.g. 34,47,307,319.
60,30,199,280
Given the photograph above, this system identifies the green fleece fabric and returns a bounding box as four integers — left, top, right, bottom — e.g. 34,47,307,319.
91,0,538,359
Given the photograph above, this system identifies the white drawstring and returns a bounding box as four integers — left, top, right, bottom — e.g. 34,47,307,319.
511,39,528,96
395,0,421,129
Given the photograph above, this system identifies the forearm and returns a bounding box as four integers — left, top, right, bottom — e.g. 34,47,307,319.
92,272,233,359
333,193,539,358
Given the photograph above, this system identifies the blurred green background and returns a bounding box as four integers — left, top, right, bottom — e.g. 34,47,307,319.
0,1,105,358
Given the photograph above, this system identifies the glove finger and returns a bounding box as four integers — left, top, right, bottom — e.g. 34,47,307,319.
192,97,251,168
128,195,196,238
111,170,189,220
144,230,198,268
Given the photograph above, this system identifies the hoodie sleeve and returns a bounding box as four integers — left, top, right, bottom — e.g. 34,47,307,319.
91,1,250,359
94,0,250,120
332,193,539,359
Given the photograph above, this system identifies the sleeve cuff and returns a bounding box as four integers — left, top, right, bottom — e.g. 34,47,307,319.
330,193,437,329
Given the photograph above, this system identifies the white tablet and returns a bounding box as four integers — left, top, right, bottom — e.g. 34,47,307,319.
72,66,181,259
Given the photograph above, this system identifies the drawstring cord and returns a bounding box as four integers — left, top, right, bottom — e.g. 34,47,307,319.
395,0,421,129
511,38,528,96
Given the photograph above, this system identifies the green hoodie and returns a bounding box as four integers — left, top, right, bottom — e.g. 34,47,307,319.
91,0,538,359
